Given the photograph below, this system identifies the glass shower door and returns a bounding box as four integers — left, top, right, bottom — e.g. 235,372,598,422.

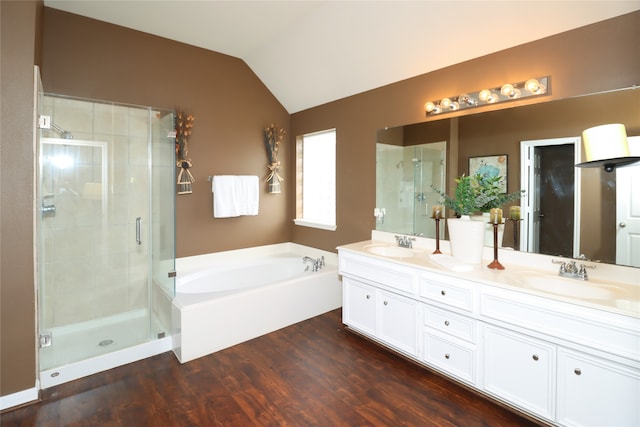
37,95,175,372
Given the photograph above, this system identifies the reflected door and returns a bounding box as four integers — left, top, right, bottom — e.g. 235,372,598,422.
616,136,640,267
522,138,579,257
537,144,575,257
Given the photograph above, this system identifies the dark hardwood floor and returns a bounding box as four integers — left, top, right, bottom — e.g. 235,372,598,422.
2,309,543,426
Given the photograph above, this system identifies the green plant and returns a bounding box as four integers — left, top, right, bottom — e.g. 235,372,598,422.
433,173,525,217
433,174,478,217
474,174,525,213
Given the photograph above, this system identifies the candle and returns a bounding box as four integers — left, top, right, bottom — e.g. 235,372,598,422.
490,208,503,224
432,205,442,219
510,206,521,221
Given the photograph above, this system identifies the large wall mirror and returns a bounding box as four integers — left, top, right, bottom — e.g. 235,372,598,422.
375,88,640,268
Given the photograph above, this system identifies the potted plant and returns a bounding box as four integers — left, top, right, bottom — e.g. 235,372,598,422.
433,173,525,263
433,174,486,263
472,172,525,247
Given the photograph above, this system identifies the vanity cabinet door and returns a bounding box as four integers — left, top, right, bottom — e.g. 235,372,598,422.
379,289,418,357
483,325,556,420
343,277,376,336
557,348,640,427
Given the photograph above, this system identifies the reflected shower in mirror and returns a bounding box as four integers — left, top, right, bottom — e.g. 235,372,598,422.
375,88,639,267
376,131,446,238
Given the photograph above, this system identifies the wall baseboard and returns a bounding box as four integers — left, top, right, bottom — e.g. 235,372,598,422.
0,383,39,412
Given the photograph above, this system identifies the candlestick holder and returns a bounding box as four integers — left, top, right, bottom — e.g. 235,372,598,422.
433,218,442,254
508,218,523,250
487,222,505,270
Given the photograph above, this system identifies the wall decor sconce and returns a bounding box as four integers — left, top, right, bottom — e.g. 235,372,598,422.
576,123,640,172
424,76,549,116
263,124,285,193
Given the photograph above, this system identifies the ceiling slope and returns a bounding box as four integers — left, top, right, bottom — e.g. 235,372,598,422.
44,1,640,113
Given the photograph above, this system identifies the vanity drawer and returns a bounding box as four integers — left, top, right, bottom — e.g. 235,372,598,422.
339,252,417,295
420,273,475,312
481,287,640,362
423,305,476,343
423,331,476,384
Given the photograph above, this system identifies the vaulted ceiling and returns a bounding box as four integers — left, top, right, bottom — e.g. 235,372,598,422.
44,1,639,113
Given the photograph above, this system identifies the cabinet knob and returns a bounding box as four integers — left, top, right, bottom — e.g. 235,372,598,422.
574,368,582,375
383,301,388,305
444,353,450,359
532,354,539,361
444,320,450,326
440,290,446,296
366,294,371,299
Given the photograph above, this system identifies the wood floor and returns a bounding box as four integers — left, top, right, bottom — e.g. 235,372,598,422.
2,309,542,426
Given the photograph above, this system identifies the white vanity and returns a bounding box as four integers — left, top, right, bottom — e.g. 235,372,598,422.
338,231,640,427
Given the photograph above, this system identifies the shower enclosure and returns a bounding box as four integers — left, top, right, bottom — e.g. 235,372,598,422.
36,91,176,386
376,141,446,237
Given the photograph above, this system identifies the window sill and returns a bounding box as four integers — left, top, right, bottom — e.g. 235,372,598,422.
293,219,337,231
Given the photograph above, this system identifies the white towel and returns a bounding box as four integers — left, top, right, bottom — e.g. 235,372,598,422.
212,175,259,218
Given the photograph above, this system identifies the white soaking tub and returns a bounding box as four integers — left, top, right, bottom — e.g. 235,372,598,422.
171,243,342,363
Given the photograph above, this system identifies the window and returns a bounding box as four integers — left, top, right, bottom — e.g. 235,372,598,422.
294,129,336,230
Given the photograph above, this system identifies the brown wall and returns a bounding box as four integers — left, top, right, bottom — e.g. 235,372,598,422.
41,8,291,258
1,0,42,397
290,11,640,253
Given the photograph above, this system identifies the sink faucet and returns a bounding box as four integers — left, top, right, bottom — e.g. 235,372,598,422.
552,258,596,281
395,235,415,248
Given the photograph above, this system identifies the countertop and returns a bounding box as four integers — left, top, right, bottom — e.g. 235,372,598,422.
337,238,640,319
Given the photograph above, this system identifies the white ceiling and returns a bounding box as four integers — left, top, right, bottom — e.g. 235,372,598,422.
44,1,640,113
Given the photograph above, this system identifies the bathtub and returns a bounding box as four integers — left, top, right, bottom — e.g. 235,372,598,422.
171,243,342,363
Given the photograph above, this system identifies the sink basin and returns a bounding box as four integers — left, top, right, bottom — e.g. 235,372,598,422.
516,273,618,300
365,245,415,258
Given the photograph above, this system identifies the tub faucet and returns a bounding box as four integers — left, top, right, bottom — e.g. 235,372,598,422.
303,256,325,272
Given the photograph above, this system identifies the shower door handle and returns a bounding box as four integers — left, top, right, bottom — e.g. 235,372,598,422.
136,217,142,245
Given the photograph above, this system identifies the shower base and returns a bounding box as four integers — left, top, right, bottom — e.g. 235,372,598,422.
40,309,172,388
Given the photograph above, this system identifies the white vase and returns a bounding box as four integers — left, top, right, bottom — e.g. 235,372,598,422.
472,212,505,247
447,215,485,264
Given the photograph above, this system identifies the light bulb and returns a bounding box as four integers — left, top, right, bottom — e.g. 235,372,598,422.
449,101,460,111
440,98,452,109
478,89,492,102
424,101,436,113
501,84,515,97
525,78,541,94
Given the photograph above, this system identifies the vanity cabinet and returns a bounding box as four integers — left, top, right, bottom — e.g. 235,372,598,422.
483,325,556,419
338,246,640,426
343,275,418,357
342,276,376,336
557,348,640,427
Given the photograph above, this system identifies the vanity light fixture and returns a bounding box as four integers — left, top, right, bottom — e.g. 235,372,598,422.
424,76,549,116
576,123,640,172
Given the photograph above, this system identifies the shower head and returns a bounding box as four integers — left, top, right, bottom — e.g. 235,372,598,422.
51,123,73,139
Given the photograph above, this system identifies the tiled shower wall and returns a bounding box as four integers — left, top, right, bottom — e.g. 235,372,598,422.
40,95,156,328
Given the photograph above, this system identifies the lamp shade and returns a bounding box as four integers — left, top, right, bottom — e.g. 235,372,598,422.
581,124,629,162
